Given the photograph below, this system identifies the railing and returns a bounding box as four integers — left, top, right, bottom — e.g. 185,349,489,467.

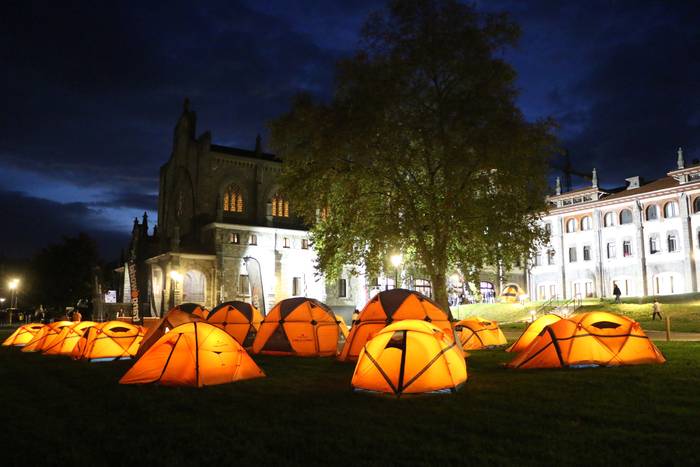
530,294,583,321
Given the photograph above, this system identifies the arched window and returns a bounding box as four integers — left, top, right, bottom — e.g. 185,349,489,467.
694,197,700,214
580,216,592,231
566,218,577,233
664,201,679,218
619,209,633,225
223,185,244,213
272,194,289,218
646,205,658,221
183,270,206,304
603,212,615,227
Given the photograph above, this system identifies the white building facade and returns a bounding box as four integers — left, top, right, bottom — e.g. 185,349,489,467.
529,149,700,300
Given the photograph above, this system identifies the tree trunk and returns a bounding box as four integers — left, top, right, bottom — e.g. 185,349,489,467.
431,270,450,314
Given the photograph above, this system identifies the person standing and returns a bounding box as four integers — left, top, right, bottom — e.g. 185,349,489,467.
652,299,662,320
613,283,622,303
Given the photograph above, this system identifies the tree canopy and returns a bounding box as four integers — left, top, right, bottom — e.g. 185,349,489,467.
270,0,556,308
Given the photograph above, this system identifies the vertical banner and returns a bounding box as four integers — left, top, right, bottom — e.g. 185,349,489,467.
244,256,266,315
128,260,139,318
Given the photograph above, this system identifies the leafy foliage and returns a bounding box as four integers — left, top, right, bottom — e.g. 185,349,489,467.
270,0,556,307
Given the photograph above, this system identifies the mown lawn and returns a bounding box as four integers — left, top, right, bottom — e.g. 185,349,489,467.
1,329,698,466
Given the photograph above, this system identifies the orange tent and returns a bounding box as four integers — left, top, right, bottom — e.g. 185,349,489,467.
22,321,74,353
335,313,349,339
455,317,507,350
2,323,45,347
339,289,454,362
72,321,145,362
42,321,97,356
351,320,467,396
506,313,562,353
507,312,666,369
252,297,340,356
137,303,207,357
206,301,262,347
120,322,265,387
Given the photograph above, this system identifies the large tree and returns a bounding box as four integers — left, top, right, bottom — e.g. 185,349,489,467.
270,0,555,309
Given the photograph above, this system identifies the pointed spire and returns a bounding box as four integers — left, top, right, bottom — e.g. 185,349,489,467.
555,176,561,195
142,211,149,234
592,168,598,187
677,147,685,170
255,134,262,154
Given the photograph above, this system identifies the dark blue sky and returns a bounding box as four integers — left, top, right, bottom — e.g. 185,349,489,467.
1,0,699,259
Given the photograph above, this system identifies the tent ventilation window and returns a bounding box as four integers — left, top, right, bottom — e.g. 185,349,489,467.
591,321,621,329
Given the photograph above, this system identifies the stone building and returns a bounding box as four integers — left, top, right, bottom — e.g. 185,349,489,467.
529,148,700,300
119,100,528,317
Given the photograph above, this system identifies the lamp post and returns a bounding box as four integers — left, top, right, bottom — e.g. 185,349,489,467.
390,254,403,290
8,278,19,324
169,270,183,309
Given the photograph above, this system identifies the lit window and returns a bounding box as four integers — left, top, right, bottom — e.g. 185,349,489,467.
583,245,591,261
668,234,678,252
301,239,309,250
619,209,633,225
646,205,658,221
581,216,592,231
338,279,347,298
566,219,577,233
623,240,632,257
229,232,239,244
272,193,290,218
649,236,659,254
664,201,679,218
283,237,290,248
544,223,552,235
547,249,555,265
603,212,615,227
292,277,302,296
249,234,257,245
223,185,244,213
568,247,577,262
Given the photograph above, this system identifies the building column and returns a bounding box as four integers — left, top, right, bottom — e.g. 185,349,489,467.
593,208,605,298
680,193,697,292
634,201,648,296
558,216,566,300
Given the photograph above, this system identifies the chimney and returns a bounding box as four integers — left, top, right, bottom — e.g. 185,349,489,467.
677,147,685,170
555,177,561,195
592,168,598,188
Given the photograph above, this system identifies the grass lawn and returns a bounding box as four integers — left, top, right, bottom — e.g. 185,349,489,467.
1,330,699,465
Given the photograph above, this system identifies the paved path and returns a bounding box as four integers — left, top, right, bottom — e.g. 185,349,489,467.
503,329,700,342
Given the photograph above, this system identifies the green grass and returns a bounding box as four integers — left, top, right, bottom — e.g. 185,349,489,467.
1,329,699,465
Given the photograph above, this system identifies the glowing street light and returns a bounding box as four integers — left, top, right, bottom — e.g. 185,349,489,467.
390,254,403,290
169,270,183,282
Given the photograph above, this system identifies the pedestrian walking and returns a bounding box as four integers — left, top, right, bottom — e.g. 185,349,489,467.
613,283,622,303
652,299,662,320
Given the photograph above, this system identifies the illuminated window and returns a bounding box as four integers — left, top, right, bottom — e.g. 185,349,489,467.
623,240,632,257
603,212,615,227
249,234,257,245
649,235,659,254
229,232,239,244
568,247,577,262
580,216,592,231
583,245,591,261
547,249,555,265
338,279,347,298
619,209,633,225
292,277,302,296
301,239,309,249
566,219,577,233
223,185,244,213
646,205,658,221
668,234,678,252
607,242,616,259
664,201,679,218
272,193,289,218
283,237,290,248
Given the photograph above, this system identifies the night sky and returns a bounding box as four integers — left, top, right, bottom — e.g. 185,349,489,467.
1,0,699,259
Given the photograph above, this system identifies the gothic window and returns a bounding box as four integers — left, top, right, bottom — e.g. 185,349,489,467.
223,185,244,213
566,218,577,233
619,209,633,225
272,193,289,218
603,212,615,227
664,201,679,218
581,216,592,231
646,205,658,221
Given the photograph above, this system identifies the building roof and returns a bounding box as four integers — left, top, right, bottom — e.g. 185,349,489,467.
601,176,679,201
210,144,281,163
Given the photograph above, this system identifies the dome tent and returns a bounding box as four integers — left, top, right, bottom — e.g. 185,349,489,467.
351,320,467,396
507,312,666,369
120,322,265,387
2,323,45,347
506,313,562,353
42,321,98,356
252,297,341,356
455,317,507,350
206,301,263,347
72,321,145,362
339,289,454,362
137,303,208,357
22,321,74,353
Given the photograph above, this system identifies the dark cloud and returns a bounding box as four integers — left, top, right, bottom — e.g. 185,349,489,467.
91,192,159,211
0,190,130,259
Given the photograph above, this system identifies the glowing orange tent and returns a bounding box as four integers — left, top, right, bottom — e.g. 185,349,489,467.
506,313,562,353
137,303,207,357
206,301,262,347
507,312,666,369
351,320,467,396
22,321,74,353
120,322,265,387
72,321,145,362
339,289,454,362
335,313,349,339
252,297,340,356
455,317,507,350
2,323,45,347
42,321,97,356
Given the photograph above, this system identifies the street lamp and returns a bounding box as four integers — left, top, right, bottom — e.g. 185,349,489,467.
390,254,402,289
8,278,20,324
